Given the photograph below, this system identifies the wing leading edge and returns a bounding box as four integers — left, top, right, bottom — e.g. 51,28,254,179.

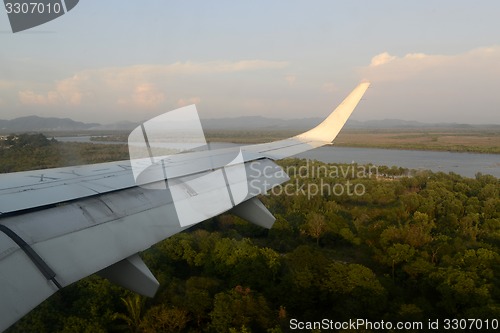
0,82,370,332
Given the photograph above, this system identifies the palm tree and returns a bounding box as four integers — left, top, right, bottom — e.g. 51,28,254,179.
112,294,145,333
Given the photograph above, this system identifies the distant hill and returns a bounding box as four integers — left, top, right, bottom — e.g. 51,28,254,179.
201,116,500,131
345,118,486,129
0,116,99,132
200,116,320,131
90,121,139,131
0,115,498,133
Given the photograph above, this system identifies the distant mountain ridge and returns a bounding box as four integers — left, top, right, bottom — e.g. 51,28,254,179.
200,116,499,131
0,116,99,132
0,115,498,132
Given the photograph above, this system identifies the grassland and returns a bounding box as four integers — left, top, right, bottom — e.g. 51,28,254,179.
333,129,500,153
64,127,500,154
204,128,500,154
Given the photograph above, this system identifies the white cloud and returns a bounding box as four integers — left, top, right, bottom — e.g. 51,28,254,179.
321,82,337,93
369,52,396,67
96,60,289,83
19,74,83,106
285,75,296,86
18,90,54,105
118,83,165,109
362,47,500,82
358,46,500,123
16,59,289,111
177,97,201,107
0,80,15,89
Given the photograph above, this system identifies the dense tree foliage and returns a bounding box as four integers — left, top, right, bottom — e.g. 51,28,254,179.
2,135,499,332
0,133,129,172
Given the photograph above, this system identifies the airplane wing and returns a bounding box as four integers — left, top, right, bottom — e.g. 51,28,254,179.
0,82,369,332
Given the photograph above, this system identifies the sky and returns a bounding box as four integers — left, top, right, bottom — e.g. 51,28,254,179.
1,0,499,124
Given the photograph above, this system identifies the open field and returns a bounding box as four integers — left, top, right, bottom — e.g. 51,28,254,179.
204,129,500,154
334,129,500,153
6,127,494,154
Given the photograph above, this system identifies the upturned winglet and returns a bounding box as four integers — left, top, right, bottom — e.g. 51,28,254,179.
295,82,370,143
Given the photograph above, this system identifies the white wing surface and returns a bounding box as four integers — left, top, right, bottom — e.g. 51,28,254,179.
0,82,369,332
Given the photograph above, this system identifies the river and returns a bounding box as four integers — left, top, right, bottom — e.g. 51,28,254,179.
297,146,499,178
56,137,499,178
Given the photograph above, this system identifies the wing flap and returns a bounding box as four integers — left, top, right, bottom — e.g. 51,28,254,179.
230,197,276,229
97,254,160,298
0,233,59,332
0,157,289,331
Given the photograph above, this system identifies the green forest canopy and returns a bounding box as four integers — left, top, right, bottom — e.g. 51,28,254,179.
1,134,499,332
